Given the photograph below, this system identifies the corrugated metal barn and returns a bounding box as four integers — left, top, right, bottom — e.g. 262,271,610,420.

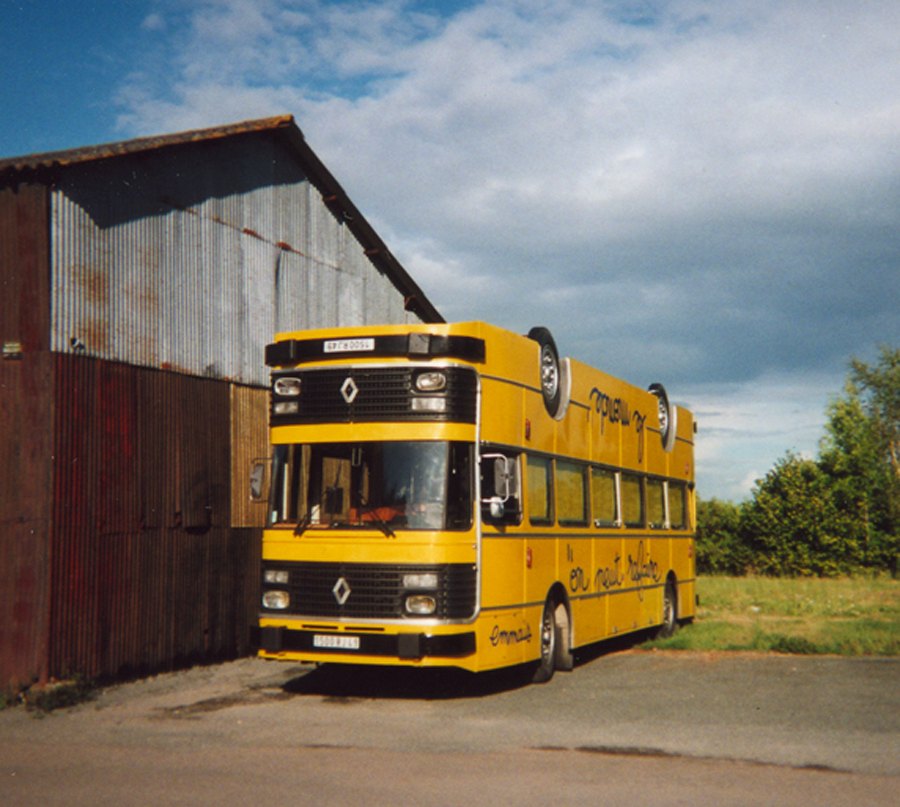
0,115,442,693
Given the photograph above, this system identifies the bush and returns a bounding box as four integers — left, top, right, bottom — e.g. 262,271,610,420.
696,498,749,575
739,453,860,577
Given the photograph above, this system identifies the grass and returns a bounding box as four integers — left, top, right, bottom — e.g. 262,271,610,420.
2,675,98,715
3,577,896,709
642,575,900,656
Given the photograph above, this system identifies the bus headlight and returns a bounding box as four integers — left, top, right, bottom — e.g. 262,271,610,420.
262,591,290,609
415,371,447,392
273,401,299,415
264,570,290,584
411,398,446,412
405,595,437,615
274,377,301,396
402,573,438,589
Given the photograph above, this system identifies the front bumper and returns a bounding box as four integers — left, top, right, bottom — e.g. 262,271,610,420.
256,626,476,660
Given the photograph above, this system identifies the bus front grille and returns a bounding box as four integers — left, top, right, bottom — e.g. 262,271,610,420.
261,562,477,621
270,366,478,425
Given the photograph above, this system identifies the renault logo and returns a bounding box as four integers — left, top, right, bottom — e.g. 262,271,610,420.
340,377,359,404
333,577,351,605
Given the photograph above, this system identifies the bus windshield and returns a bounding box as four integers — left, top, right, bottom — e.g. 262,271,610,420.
270,441,473,532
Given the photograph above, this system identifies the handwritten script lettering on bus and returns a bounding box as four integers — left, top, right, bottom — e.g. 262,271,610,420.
569,543,659,597
490,622,533,647
570,566,590,592
628,542,661,584
594,555,625,590
589,388,647,462
590,388,632,433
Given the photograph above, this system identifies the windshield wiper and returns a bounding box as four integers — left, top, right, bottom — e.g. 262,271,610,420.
356,491,396,538
293,512,310,537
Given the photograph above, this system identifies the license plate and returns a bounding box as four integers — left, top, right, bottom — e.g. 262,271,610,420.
324,338,375,354
313,634,360,650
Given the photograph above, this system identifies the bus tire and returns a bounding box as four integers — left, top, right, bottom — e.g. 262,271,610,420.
553,601,574,672
648,383,677,453
657,577,678,639
532,598,557,683
528,327,562,418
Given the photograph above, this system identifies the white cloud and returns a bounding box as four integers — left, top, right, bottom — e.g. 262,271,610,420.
141,13,166,32
687,369,838,500
112,0,900,499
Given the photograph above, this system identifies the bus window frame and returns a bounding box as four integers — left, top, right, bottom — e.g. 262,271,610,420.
620,471,645,529
667,480,689,530
526,454,555,527
647,477,666,530
556,459,589,528
590,466,620,528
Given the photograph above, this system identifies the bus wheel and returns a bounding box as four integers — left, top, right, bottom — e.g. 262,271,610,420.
528,327,561,418
657,578,678,639
648,383,678,453
533,598,557,683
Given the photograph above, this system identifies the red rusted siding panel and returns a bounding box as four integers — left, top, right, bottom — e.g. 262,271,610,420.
48,355,260,681
1,182,50,350
0,184,53,693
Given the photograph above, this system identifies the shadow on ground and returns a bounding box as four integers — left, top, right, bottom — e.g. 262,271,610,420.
282,663,536,700
282,632,650,701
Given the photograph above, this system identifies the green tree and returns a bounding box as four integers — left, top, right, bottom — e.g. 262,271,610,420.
739,453,860,577
696,498,748,575
820,346,900,574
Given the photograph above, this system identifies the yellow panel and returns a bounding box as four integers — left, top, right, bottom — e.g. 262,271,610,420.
273,421,475,445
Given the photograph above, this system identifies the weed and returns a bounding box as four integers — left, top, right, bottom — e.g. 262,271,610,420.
21,675,98,715
639,575,900,656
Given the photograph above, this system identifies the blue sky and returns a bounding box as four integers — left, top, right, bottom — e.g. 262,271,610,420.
4,0,900,501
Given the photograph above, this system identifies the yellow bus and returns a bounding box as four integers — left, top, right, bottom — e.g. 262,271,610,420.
257,321,696,681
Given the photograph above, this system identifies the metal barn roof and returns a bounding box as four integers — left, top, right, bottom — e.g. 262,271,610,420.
0,114,442,324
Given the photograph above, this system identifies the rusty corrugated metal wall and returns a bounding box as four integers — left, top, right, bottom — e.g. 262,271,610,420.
0,182,53,693
49,355,261,678
231,384,270,529
50,135,417,384
1,121,436,693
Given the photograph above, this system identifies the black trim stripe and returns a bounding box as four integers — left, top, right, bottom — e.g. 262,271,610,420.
480,531,696,540
266,334,486,367
479,577,697,613
258,627,476,659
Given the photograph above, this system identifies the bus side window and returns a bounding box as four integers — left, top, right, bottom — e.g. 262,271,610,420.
648,478,665,528
527,455,554,526
591,467,618,527
557,461,588,527
621,472,644,528
668,482,687,529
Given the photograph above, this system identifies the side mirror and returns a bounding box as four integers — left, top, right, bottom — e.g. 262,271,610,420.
494,456,513,499
249,459,270,502
481,453,519,518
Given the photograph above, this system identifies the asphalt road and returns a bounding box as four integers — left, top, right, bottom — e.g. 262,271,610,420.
2,649,899,806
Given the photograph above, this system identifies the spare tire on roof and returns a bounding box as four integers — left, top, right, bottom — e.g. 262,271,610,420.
648,382,678,453
528,327,565,419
